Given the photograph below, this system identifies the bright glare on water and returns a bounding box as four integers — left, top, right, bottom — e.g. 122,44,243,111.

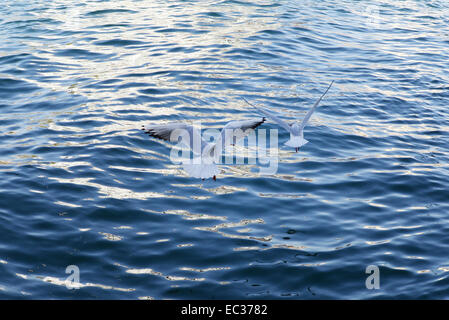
0,0,448,299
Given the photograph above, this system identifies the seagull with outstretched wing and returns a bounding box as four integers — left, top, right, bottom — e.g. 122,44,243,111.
243,81,334,152
142,118,265,180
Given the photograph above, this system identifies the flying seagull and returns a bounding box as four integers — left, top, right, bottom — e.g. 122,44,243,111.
142,118,265,180
243,81,334,152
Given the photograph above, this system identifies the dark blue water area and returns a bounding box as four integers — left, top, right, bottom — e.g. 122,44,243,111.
0,0,449,299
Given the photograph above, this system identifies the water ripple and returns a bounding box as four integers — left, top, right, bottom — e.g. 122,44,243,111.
0,0,448,299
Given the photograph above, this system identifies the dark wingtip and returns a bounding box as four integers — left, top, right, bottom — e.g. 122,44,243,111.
249,118,266,130
143,128,165,141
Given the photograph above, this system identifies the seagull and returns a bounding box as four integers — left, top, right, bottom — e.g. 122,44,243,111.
142,118,265,180
243,81,334,152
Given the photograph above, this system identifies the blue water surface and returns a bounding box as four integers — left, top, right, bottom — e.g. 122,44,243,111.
0,0,449,299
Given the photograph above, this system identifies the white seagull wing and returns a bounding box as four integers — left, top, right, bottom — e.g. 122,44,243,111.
242,97,291,132
299,81,334,131
219,118,266,148
142,122,206,154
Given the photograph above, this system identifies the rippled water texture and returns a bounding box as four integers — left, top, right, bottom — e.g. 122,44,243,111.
1,0,449,299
